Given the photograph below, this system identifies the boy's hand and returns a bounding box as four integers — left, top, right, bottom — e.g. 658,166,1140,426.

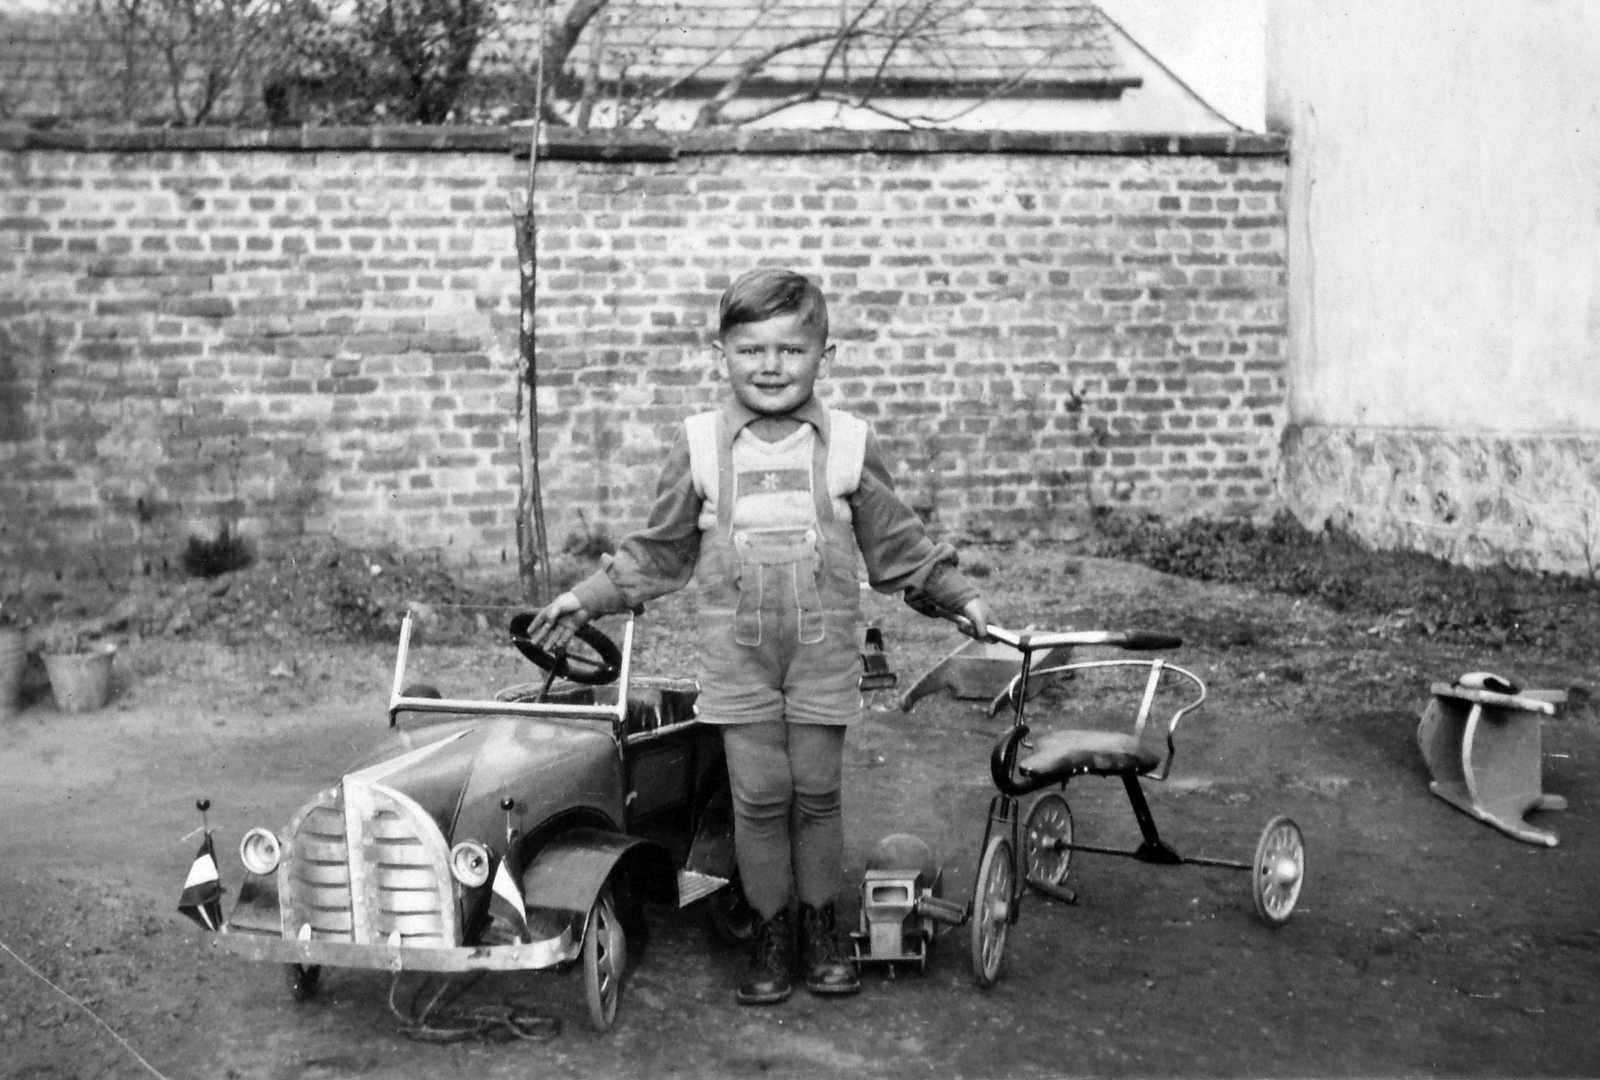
524,592,592,652
954,597,994,641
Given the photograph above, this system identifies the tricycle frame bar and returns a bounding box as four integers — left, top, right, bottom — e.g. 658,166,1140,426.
1073,773,1252,871
1060,841,1250,872
984,625,1179,653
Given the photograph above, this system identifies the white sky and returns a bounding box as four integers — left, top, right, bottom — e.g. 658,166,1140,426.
1097,0,1268,131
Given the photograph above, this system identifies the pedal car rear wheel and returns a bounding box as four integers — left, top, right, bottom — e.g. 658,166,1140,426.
1251,816,1305,926
285,963,320,1001
1024,793,1073,891
583,882,628,1031
707,870,758,946
969,836,1013,988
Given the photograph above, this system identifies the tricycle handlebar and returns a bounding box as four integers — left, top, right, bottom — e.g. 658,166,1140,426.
974,625,1182,652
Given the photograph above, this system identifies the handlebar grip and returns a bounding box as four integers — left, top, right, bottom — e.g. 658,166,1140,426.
1118,631,1182,651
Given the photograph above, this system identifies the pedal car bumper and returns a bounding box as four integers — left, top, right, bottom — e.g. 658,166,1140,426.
210,923,579,972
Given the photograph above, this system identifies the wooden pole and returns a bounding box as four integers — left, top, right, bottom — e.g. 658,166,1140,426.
513,0,554,605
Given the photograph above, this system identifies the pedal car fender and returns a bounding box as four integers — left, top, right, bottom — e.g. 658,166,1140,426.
521,828,678,920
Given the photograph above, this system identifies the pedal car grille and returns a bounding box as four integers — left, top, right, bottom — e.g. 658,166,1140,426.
280,783,458,947
283,797,354,939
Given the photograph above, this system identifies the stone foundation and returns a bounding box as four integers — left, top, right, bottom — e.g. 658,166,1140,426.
1282,424,1600,577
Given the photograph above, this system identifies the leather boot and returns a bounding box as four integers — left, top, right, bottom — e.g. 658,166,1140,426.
736,907,794,1005
798,902,860,996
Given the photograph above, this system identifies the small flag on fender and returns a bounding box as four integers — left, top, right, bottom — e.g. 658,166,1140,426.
487,855,530,943
178,834,226,931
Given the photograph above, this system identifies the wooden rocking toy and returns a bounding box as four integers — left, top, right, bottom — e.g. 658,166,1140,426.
1418,673,1569,846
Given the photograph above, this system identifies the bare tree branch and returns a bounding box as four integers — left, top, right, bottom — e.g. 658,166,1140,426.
734,8,1108,131
690,26,867,129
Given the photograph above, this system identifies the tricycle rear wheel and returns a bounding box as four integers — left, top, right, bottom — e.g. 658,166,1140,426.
969,836,1013,989
1251,815,1305,926
1024,793,1073,892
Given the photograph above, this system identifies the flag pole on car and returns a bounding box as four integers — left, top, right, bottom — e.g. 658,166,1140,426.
178,798,226,932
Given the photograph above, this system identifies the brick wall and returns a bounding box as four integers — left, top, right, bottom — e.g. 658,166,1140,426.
0,127,1288,576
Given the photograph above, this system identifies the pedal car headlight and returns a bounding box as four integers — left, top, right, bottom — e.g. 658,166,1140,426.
449,840,492,888
239,828,282,876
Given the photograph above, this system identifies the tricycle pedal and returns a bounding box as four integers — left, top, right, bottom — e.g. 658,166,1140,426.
916,895,968,925
1027,877,1077,905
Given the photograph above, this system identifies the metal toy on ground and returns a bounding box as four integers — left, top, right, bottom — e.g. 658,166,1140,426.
850,833,966,974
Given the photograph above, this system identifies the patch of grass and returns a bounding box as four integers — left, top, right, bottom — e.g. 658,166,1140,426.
1090,509,1600,661
182,522,253,579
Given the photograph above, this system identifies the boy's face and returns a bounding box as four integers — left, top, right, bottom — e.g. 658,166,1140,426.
714,312,834,418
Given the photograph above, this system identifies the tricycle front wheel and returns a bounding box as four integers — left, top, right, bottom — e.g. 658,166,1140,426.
969,836,1013,989
583,882,628,1031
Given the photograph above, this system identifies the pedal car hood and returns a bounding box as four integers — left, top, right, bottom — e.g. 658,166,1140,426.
341,716,619,844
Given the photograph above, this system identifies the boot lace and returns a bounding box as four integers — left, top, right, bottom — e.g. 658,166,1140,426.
751,914,790,974
804,906,846,966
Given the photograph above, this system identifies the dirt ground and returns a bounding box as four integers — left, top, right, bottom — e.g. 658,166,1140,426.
2,547,1598,1080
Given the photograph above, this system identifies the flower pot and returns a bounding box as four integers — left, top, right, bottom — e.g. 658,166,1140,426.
43,645,117,714
0,628,23,718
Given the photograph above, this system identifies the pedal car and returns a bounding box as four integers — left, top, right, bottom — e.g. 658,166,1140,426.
912,625,1306,988
180,611,753,1032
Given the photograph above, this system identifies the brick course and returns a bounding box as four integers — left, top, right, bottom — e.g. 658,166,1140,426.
0,127,1287,573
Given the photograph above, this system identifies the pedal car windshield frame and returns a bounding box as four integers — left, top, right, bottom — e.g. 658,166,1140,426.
386,610,633,731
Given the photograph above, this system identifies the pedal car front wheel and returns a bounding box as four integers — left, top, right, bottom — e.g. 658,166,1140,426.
1024,793,1073,892
969,836,1013,988
1251,816,1305,926
583,882,628,1031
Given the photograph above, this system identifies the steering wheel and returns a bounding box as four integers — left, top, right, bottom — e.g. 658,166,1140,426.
507,612,622,686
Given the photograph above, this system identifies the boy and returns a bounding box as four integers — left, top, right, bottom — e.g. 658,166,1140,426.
524,268,992,1004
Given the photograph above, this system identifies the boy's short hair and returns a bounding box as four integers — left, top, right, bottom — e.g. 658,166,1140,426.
718,268,829,341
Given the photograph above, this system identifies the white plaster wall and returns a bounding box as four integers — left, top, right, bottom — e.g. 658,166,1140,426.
1267,1,1600,435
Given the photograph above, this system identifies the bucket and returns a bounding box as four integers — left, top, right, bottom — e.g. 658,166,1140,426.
43,645,117,714
0,628,23,718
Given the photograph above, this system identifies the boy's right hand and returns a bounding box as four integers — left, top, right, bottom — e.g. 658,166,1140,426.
523,592,592,653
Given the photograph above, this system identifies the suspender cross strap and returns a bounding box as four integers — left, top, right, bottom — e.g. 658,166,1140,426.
685,405,868,647
686,405,866,533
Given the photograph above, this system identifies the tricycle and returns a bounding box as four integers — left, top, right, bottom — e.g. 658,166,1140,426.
928,624,1307,987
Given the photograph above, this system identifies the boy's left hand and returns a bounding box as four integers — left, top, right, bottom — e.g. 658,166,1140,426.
955,597,994,641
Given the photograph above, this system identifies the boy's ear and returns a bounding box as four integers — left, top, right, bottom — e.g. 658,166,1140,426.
709,337,726,376
820,342,836,375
